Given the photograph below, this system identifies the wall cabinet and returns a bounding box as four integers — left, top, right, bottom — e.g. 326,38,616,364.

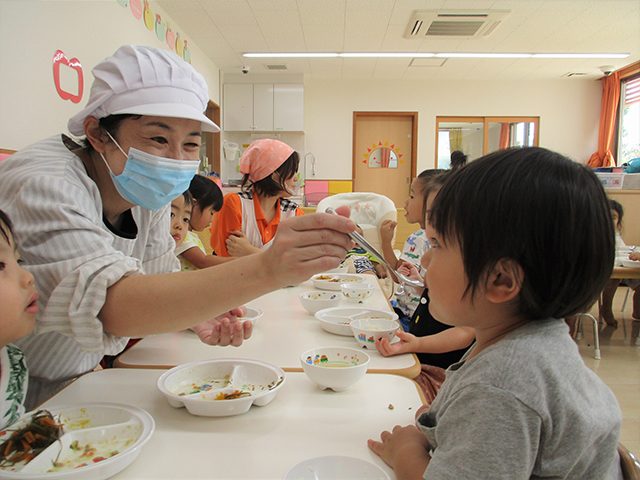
223,84,303,132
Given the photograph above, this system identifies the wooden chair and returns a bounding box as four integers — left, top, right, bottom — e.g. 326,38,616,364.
619,442,640,480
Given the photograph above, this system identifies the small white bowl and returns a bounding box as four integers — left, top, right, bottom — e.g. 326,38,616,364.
340,282,375,303
350,318,400,349
299,291,342,314
312,274,365,291
620,258,640,269
315,307,399,336
238,306,263,325
300,347,369,391
157,359,285,416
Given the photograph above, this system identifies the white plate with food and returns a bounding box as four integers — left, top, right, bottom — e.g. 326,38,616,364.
284,455,389,479
311,274,365,291
0,404,154,480
314,307,399,336
619,258,640,269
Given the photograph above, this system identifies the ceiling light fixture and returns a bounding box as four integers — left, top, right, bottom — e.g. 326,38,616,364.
244,52,630,59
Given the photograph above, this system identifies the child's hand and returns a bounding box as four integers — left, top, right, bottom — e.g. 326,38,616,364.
192,307,253,346
414,404,430,422
226,230,260,257
397,262,421,281
630,251,640,262
375,330,418,356
368,424,431,474
380,220,397,246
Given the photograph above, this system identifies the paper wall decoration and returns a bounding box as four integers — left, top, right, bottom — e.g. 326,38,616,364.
52,50,84,104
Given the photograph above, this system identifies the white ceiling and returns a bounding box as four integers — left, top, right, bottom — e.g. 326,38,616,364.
157,0,640,80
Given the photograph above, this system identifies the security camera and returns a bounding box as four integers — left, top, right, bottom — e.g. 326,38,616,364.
242,66,250,74
600,65,614,76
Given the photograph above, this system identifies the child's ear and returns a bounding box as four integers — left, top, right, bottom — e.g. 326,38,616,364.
485,258,523,304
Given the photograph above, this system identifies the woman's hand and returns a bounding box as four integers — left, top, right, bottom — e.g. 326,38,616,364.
368,424,431,477
375,330,418,357
380,220,398,247
192,306,252,346
226,230,261,257
260,205,356,288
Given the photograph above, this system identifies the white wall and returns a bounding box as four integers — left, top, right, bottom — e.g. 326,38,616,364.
303,78,602,179
0,0,220,151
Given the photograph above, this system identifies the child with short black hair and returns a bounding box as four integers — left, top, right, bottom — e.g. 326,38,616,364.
369,147,622,479
175,175,234,269
0,210,39,428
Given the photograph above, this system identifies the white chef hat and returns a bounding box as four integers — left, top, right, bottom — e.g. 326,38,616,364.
68,45,219,136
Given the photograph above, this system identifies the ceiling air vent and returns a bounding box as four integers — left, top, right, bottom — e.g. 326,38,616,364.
265,64,288,71
561,72,588,78
404,10,510,39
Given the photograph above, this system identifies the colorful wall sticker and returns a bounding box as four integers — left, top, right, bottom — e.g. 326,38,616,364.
130,0,142,20
143,1,154,30
52,50,84,104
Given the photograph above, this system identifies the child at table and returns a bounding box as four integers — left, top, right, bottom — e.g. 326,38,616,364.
344,225,388,278
380,169,441,330
0,210,39,428
600,199,640,325
368,147,622,479
175,175,234,270
375,173,474,404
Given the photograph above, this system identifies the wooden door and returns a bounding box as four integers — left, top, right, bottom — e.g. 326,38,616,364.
353,112,417,207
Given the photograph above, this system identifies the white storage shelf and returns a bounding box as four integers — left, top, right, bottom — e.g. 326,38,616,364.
223,83,304,132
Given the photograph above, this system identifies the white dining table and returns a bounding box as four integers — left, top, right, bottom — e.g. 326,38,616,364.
115,274,420,378
41,368,426,479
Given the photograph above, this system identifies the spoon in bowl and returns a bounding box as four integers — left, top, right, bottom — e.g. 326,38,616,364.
325,207,424,289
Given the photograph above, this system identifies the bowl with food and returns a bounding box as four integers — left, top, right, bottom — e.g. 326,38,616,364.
312,274,365,291
314,307,399,336
157,359,285,417
299,291,342,315
349,318,400,349
340,282,375,304
300,347,369,392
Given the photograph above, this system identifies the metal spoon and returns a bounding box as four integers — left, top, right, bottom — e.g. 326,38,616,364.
325,207,424,289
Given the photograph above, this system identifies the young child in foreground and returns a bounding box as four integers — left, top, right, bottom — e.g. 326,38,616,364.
0,210,39,429
174,175,234,270
368,147,623,479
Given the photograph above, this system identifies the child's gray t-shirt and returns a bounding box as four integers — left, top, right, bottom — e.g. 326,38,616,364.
417,318,622,480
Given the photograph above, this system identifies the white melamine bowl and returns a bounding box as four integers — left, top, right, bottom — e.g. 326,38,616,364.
300,347,369,392
299,291,342,315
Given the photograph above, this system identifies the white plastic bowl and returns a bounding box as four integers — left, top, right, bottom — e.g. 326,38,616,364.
157,359,285,416
620,258,640,269
299,291,342,314
238,306,263,325
312,274,365,291
300,347,369,391
350,318,400,349
340,282,375,303
315,307,399,336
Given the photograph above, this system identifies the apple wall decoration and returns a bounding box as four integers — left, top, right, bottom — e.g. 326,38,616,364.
52,50,83,104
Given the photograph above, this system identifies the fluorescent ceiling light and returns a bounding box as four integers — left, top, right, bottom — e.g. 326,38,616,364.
532,53,630,59
244,53,338,58
435,53,531,58
244,52,630,59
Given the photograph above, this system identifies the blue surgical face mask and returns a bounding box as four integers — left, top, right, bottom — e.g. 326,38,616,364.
101,132,199,210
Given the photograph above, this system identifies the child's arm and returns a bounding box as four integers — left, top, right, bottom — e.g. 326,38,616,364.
375,327,475,356
368,425,431,479
630,251,640,261
380,220,402,282
180,246,236,268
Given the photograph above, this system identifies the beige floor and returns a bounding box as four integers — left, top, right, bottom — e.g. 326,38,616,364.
574,287,640,458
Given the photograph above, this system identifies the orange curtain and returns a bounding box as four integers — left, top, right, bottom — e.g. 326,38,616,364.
587,72,621,168
499,123,510,149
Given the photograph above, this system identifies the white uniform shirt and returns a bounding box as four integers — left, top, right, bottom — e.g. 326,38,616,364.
0,135,179,405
